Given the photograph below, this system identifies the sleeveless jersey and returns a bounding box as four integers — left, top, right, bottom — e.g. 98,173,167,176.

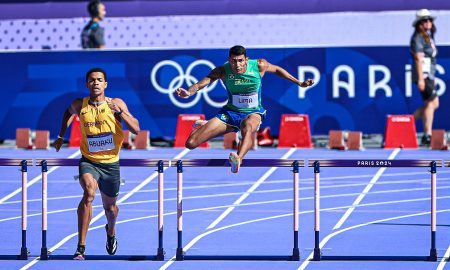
79,97,123,163
223,59,262,112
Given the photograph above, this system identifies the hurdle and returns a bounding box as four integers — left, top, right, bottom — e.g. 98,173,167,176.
0,159,32,260
174,158,303,261
308,159,442,261
35,158,166,261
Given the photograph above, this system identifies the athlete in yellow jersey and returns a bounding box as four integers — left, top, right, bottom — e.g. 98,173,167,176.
54,68,140,260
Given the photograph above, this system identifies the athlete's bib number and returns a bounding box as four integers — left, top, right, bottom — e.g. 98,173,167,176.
87,133,115,153
231,92,258,109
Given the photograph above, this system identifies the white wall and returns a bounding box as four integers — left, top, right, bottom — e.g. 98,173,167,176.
1,10,449,51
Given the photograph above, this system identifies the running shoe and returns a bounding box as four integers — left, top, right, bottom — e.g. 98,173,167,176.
105,224,118,255
229,152,241,173
73,244,85,260
192,119,208,130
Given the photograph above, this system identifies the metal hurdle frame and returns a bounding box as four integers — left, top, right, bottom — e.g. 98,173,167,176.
0,158,32,260
174,158,303,261
35,158,166,261
309,159,442,261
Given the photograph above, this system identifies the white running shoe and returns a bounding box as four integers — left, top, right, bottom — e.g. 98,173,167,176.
229,152,241,173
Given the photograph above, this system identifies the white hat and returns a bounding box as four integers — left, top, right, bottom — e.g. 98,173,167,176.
412,9,436,27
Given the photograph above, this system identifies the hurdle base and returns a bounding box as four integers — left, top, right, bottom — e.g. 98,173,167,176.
19,247,29,260
320,255,432,261
182,255,296,261
48,254,161,260
292,248,300,261
156,248,165,261
0,255,22,260
313,248,322,261
429,249,437,261
176,248,184,261
40,248,49,260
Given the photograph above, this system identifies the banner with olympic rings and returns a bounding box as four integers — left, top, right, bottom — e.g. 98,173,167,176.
0,46,448,140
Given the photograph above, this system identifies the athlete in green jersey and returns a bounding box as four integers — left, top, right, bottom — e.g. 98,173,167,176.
176,45,314,173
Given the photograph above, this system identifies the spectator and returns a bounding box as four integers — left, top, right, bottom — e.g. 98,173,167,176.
410,9,439,146
81,0,106,49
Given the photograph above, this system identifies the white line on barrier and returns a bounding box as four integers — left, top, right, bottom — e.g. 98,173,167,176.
333,148,400,230
207,148,296,229
298,209,450,270
0,150,81,204
19,148,190,270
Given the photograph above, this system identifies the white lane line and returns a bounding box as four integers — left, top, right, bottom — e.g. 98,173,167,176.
123,195,450,226
157,197,450,270
437,245,450,270
160,148,299,270
19,148,190,270
206,148,296,229
0,150,81,204
5,174,448,206
14,190,450,270
298,209,450,270
333,148,401,230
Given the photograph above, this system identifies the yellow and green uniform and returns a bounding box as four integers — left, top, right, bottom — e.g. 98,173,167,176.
223,59,263,112
79,97,123,163
215,59,266,131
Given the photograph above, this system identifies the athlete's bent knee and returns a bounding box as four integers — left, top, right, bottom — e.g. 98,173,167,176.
185,138,198,150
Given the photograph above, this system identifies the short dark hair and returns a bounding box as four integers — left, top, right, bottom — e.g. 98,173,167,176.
87,0,102,18
86,67,107,82
229,45,247,57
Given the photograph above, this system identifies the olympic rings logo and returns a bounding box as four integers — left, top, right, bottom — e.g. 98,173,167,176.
150,59,228,108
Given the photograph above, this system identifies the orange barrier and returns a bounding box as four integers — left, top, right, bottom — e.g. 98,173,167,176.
328,130,346,150
347,131,363,150
223,132,238,149
69,115,82,147
134,130,150,149
34,130,50,149
174,114,209,148
278,114,312,148
431,129,448,150
384,115,418,149
122,130,135,149
16,128,32,149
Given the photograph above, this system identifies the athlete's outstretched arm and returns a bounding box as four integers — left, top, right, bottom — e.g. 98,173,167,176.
258,58,314,87
54,98,82,151
176,67,225,98
107,98,140,134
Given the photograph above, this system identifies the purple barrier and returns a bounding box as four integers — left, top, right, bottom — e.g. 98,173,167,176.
308,159,442,168
0,159,33,166
35,158,163,167
174,159,303,167
1,0,449,19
